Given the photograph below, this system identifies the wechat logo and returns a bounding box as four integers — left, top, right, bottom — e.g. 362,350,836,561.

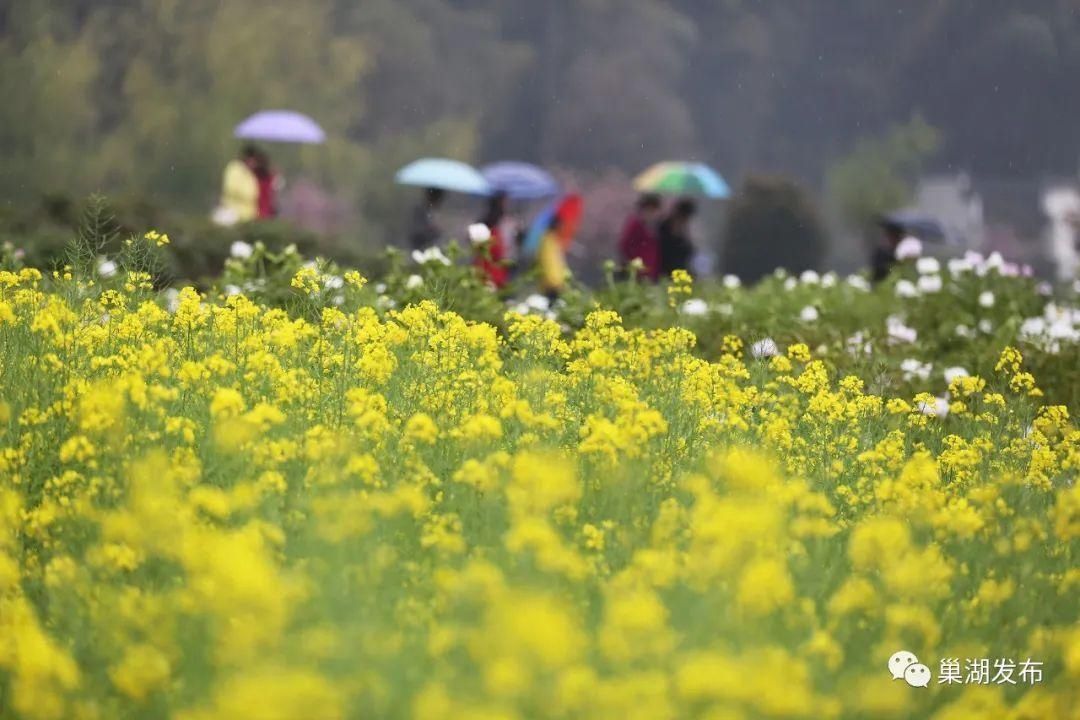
889,650,931,688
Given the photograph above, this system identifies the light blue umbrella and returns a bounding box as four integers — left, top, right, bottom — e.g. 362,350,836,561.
481,161,560,200
234,110,326,144
395,158,491,195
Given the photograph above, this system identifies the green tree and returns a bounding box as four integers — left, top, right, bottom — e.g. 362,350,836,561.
826,115,941,236
722,175,827,283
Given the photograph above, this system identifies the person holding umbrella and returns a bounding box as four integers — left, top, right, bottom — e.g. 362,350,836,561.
473,192,510,289
408,188,445,250
220,110,326,226
658,197,697,276
394,158,491,250
520,194,582,302
630,161,729,280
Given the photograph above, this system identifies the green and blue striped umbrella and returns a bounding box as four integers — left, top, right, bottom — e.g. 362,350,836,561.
633,161,730,198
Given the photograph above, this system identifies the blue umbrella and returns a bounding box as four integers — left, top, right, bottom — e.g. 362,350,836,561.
234,110,326,144
395,158,491,195
884,210,946,241
522,200,558,258
480,162,560,200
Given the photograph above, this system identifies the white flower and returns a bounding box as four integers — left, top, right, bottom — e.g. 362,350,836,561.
509,302,530,315
955,324,975,339
900,358,933,381
751,338,778,358
886,315,917,344
947,257,973,275
331,294,345,306
943,366,969,384
163,288,180,313
985,251,1005,270
783,277,798,291
97,259,117,278
722,274,741,289
468,223,492,245
821,272,837,288
324,275,344,290
1019,316,1046,339
917,274,942,294
846,332,872,357
800,270,820,284
917,395,950,418
799,305,819,322
895,236,923,260
376,295,397,310
846,275,871,292
978,291,995,308
916,257,940,274
224,284,242,296
525,293,551,312
978,319,993,334
411,247,451,266
895,279,919,298
230,241,254,259
374,282,387,294
1036,281,1052,296
680,298,709,316
716,303,734,316
405,274,423,289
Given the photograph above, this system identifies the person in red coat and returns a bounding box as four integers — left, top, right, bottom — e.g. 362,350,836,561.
253,149,279,219
474,192,509,289
618,193,662,281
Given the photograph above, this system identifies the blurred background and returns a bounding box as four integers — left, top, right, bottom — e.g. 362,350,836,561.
2,0,1079,281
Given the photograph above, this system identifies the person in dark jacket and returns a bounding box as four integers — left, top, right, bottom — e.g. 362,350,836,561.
659,197,697,277
872,218,904,283
408,187,445,250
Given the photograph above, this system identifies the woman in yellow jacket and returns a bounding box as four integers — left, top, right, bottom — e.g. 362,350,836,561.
214,146,259,226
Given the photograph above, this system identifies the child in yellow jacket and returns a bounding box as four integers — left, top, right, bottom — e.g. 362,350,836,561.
538,215,568,301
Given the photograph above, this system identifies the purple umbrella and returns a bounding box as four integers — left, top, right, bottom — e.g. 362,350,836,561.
480,161,560,200
234,110,326,144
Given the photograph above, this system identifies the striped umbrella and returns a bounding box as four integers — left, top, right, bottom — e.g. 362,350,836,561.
633,161,730,198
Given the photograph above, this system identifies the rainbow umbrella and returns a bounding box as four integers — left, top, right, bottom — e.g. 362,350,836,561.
633,161,730,198
522,194,583,257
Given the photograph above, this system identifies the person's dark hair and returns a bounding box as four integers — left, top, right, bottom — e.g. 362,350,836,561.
673,198,697,219
425,187,446,206
481,191,508,227
637,193,662,211
240,144,260,160
251,149,271,179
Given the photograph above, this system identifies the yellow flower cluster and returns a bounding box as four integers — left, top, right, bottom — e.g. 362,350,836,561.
0,269,1077,719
